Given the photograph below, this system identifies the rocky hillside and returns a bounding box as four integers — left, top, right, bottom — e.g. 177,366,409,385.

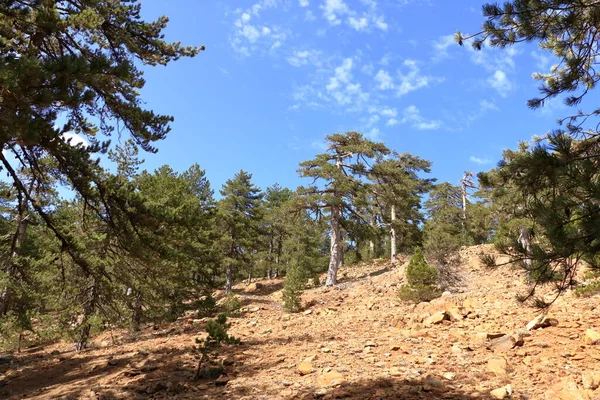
2,245,600,399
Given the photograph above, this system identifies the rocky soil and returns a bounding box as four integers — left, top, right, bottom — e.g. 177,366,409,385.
2,245,600,399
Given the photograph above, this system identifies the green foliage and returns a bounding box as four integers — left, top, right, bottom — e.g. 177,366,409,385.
400,249,441,303
574,281,600,298
399,283,441,304
193,314,239,380
406,249,438,286
221,295,241,317
282,264,307,313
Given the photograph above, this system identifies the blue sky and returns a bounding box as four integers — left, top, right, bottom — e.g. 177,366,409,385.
120,0,576,193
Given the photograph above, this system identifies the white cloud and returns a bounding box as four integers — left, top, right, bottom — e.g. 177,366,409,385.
374,69,394,90
401,105,441,130
531,51,551,71
348,16,368,31
380,107,397,118
480,99,499,111
386,118,398,126
299,0,309,6
470,156,492,165
487,69,514,97
61,132,89,147
287,49,322,67
396,60,444,96
320,0,387,32
322,0,348,25
431,34,455,62
231,0,286,57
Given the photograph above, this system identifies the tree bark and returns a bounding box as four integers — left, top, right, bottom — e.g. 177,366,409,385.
225,263,233,294
76,277,98,351
326,203,342,286
390,204,397,262
518,227,533,268
369,215,376,259
131,292,142,332
0,185,31,315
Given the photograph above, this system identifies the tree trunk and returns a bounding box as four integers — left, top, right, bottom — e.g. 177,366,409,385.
247,269,252,284
326,203,342,286
369,215,376,259
76,277,98,351
0,192,30,315
225,263,233,294
390,204,397,262
518,227,533,268
267,236,273,279
131,292,142,332
461,184,467,221
274,236,282,278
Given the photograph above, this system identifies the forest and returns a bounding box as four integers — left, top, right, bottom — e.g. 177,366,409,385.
1,1,600,399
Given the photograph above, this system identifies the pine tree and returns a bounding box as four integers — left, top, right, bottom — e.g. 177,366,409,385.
0,0,202,296
298,132,390,286
263,184,294,279
218,171,264,294
423,182,466,266
370,154,434,262
459,3,600,298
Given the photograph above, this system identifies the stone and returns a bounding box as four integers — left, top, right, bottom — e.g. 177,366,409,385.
447,307,464,322
321,347,332,353
244,282,263,293
581,371,600,390
146,382,167,394
297,362,313,376
488,358,509,375
215,376,231,387
443,372,455,380
424,311,449,326
490,384,512,399
317,371,345,386
487,335,516,353
584,329,600,345
545,377,587,400
247,306,260,313
526,314,558,330
423,375,448,393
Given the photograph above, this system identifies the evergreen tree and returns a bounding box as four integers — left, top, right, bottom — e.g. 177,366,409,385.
0,0,201,297
218,171,264,294
459,2,600,296
298,132,390,286
370,154,434,261
423,182,466,266
263,184,294,279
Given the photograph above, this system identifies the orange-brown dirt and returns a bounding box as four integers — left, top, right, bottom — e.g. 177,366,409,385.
2,245,600,399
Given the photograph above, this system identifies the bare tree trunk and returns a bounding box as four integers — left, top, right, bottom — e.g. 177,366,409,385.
390,204,397,262
247,269,252,284
326,203,342,286
369,215,376,259
461,185,467,221
225,264,233,294
76,277,98,351
267,236,273,279
131,292,142,332
0,188,31,315
518,227,533,268
274,236,282,278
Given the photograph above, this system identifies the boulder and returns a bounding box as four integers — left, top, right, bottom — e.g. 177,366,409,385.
297,362,313,376
488,358,509,375
584,329,600,345
317,370,345,387
544,377,588,400
490,384,512,399
526,314,558,330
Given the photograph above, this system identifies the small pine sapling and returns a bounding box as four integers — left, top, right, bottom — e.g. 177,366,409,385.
193,314,240,380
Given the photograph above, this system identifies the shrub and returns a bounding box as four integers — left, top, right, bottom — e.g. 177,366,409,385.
193,314,239,380
399,249,441,303
406,248,438,286
220,295,241,317
282,264,307,313
574,281,600,298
